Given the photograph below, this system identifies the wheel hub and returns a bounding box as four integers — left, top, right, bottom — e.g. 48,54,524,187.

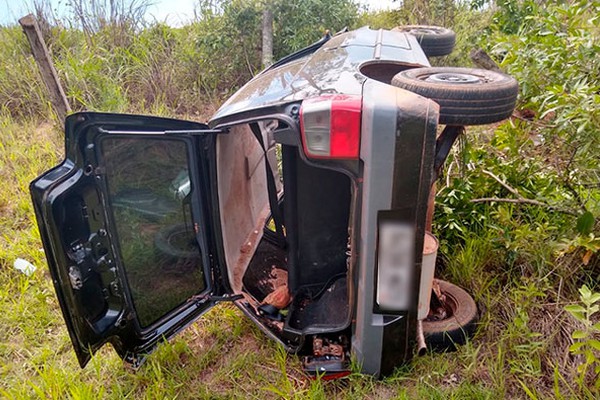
425,72,481,84
427,280,457,321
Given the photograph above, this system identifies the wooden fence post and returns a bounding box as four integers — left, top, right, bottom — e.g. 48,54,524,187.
19,14,71,123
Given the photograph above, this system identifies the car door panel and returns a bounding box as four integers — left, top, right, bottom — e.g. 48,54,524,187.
31,112,222,367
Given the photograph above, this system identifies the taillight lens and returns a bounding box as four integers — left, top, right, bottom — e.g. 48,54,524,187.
299,94,361,159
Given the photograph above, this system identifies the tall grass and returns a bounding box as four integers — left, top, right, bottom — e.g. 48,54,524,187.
0,27,50,119
0,8,245,122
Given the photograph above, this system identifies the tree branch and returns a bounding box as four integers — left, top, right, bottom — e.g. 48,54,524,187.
473,169,578,216
470,197,577,215
481,169,520,197
511,113,556,128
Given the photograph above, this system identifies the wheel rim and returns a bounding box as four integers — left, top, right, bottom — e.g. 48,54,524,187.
425,72,481,84
168,230,198,253
426,289,458,322
400,27,445,35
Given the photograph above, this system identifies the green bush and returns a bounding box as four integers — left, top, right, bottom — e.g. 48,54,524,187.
486,0,600,255
273,0,358,57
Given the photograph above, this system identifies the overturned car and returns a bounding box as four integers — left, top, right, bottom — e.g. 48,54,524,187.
31,26,518,378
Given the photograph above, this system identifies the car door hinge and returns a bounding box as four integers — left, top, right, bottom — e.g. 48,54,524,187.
124,352,147,370
190,293,243,306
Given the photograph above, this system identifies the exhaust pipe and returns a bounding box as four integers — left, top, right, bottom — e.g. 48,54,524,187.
417,319,427,356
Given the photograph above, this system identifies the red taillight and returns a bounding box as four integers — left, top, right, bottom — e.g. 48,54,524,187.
299,94,361,159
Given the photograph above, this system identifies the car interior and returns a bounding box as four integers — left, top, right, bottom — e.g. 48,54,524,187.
216,120,356,345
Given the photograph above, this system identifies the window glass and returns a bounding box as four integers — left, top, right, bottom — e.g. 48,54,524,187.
101,137,206,328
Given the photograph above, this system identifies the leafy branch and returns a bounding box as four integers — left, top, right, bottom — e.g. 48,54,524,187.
470,169,578,216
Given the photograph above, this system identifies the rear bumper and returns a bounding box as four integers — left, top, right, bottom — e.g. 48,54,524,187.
352,79,439,376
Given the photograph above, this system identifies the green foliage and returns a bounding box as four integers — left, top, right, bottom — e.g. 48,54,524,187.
564,234,600,257
186,0,266,100
577,212,596,235
566,285,600,390
192,0,359,82
434,5,493,67
272,0,359,58
395,0,459,27
435,125,574,248
504,282,546,377
354,9,399,30
426,5,600,397
491,0,537,34
436,0,600,271
488,0,600,216
58,33,130,112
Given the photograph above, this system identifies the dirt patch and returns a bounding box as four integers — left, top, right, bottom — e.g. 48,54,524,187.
242,239,287,302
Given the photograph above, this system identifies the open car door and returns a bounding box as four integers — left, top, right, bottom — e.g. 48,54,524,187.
30,113,228,368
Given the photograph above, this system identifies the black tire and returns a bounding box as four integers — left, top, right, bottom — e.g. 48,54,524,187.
154,223,200,260
422,279,478,351
393,25,456,57
391,67,519,126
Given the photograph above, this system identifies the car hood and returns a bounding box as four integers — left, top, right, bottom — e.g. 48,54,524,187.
209,27,430,127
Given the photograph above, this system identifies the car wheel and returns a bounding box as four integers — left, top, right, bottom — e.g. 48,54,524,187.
392,25,456,57
422,279,478,351
155,223,201,261
391,67,519,125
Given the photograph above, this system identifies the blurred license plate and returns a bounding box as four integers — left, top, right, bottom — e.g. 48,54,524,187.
376,222,415,309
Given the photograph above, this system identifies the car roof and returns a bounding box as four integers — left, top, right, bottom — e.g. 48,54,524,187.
209,27,430,127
